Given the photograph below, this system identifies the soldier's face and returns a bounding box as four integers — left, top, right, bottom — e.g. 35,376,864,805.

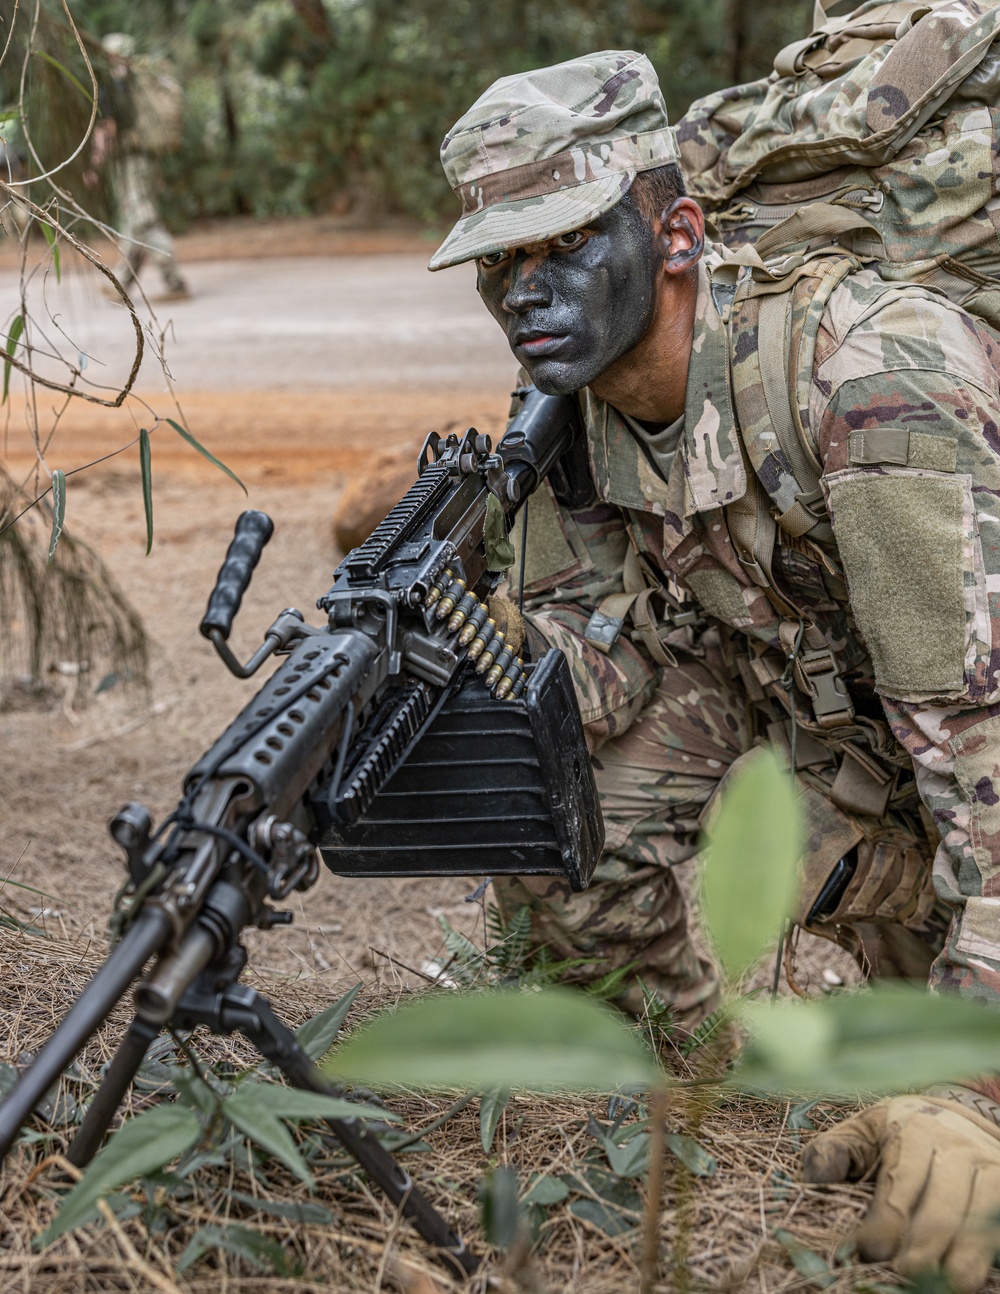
475,198,661,395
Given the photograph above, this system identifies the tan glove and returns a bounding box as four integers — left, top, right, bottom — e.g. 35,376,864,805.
486,594,525,655
802,1094,1000,1292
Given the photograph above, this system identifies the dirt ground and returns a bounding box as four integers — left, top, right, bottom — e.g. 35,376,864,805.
0,219,974,1293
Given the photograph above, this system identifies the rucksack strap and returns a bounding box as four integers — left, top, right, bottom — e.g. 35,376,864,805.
722,235,862,544
755,290,828,538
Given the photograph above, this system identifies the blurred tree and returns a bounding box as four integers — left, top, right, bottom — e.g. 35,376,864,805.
55,0,813,221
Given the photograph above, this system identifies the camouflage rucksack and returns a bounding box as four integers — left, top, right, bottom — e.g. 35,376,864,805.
129,59,183,155
677,0,1000,327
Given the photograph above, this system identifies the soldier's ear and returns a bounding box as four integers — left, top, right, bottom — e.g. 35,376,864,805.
655,198,704,274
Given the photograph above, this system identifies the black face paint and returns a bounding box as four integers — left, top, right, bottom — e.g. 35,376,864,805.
475,197,661,396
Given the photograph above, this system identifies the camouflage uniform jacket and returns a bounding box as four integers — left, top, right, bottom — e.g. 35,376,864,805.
520,244,1000,1001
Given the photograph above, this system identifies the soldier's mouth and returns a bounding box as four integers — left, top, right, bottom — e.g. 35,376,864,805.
513,331,569,355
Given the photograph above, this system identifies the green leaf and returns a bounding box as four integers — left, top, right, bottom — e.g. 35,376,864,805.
325,987,659,1092
478,1166,521,1248
139,429,153,554
579,1164,642,1212
701,748,803,981
569,1195,635,1237
228,1080,392,1125
295,983,361,1061
0,1063,18,1099
223,1089,313,1188
666,1133,717,1177
228,1190,332,1225
47,470,66,564
169,1067,220,1116
788,1098,823,1131
166,418,246,494
735,985,1000,1097
522,1173,569,1206
40,222,61,282
774,1228,836,1288
177,1223,288,1275
33,51,94,104
605,1131,650,1179
3,313,23,403
480,1085,509,1154
40,1103,200,1244
901,1276,956,1294
222,1083,390,1189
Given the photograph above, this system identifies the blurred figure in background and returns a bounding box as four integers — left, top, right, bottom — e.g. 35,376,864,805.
93,33,189,301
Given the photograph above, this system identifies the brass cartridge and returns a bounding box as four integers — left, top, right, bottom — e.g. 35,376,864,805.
435,577,467,621
465,617,496,663
448,591,479,633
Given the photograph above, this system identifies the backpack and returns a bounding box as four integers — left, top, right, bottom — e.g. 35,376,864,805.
129,59,183,155
676,0,1000,328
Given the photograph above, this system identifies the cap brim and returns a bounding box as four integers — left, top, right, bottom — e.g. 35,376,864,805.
428,172,630,271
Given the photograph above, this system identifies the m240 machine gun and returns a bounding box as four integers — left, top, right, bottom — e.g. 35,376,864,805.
0,387,603,1277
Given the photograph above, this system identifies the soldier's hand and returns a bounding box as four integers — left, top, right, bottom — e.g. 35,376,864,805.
802,1095,1000,1292
487,594,524,655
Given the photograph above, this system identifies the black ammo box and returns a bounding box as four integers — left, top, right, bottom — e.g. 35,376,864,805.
319,649,602,891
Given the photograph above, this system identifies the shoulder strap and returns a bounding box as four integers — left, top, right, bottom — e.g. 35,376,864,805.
726,243,862,541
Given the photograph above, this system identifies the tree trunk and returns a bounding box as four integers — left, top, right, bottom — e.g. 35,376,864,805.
289,0,334,43
728,0,749,84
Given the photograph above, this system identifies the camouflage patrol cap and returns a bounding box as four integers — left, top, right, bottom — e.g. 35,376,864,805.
429,50,677,272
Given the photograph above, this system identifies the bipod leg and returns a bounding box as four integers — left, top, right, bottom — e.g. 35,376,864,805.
66,1016,160,1168
178,982,478,1278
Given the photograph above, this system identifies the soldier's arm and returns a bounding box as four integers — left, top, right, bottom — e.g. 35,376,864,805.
512,479,660,750
811,291,1000,998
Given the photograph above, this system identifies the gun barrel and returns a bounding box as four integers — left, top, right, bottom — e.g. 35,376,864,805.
132,923,216,1027
0,909,172,1160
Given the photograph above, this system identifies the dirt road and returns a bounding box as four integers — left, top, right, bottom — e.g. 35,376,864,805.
0,239,519,994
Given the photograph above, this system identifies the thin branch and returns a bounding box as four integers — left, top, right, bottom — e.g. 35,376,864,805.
0,181,145,405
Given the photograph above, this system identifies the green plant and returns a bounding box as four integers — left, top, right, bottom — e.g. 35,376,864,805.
37,985,390,1266
316,748,1000,1286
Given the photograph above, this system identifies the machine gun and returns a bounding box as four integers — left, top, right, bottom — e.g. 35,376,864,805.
0,387,603,1277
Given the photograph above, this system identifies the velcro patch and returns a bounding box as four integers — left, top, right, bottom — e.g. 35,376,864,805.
684,568,751,627
827,470,966,697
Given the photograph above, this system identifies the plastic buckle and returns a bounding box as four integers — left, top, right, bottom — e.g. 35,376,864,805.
798,648,854,726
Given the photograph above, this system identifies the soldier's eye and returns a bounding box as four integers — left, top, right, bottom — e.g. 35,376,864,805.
479,250,509,268
554,230,586,248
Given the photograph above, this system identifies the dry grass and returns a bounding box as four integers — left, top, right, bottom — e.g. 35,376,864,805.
1,922,985,1294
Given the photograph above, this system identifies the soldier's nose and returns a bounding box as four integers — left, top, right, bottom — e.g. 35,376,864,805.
502,255,552,313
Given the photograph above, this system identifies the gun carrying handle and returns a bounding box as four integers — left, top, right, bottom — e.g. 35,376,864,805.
200,510,274,642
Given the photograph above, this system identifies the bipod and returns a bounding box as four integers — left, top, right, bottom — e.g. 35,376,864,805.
64,975,479,1278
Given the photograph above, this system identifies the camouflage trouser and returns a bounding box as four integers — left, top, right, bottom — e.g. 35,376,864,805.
112,154,187,293
494,632,947,1028
495,634,745,1027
